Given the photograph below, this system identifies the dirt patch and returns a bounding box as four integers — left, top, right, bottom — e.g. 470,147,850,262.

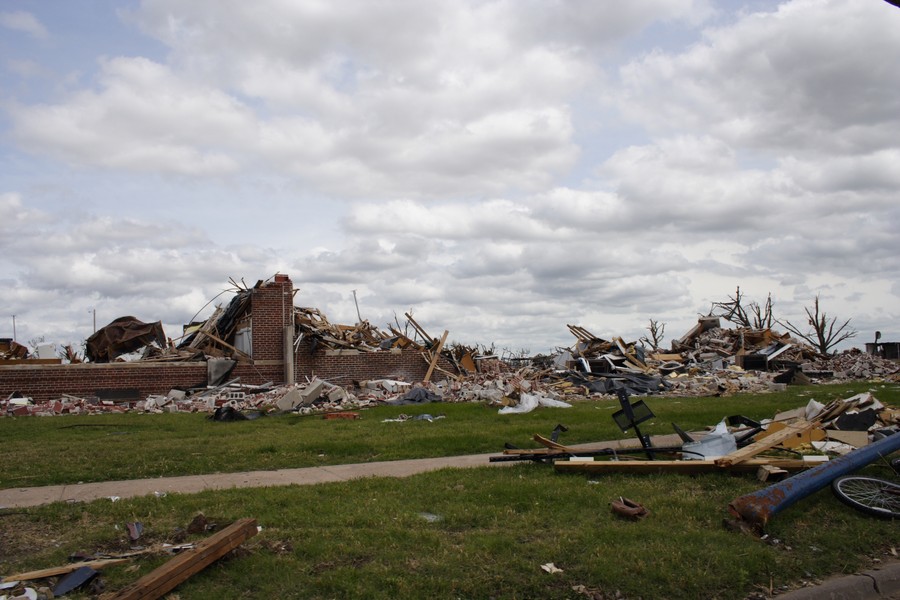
0,512,66,568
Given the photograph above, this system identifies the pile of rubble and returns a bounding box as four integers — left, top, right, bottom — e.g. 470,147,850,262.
295,307,391,352
4,311,900,418
4,281,900,418
555,317,900,394
0,339,29,360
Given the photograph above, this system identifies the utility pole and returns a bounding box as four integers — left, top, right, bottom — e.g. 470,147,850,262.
352,290,363,323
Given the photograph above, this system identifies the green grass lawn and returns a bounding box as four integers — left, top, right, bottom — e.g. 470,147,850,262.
1,381,897,599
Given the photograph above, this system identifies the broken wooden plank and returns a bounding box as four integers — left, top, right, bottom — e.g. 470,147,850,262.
109,518,258,600
756,464,789,482
423,330,448,383
555,457,819,475
649,353,683,362
2,558,132,584
201,331,250,358
614,337,648,369
404,312,435,345
418,353,460,381
532,433,571,451
714,420,819,467
757,421,826,448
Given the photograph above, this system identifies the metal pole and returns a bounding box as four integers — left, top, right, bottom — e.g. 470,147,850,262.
728,432,900,527
11,315,16,341
352,290,362,323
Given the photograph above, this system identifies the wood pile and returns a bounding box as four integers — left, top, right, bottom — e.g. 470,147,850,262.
295,307,391,351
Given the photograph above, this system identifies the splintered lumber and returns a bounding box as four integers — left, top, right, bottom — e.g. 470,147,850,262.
188,306,224,349
532,433,570,451
202,331,250,358
418,352,461,381
555,457,817,475
3,558,132,583
423,330,449,383
404,312,435,345
614,337,648,370
567,324,599,343
109,518,258,600
714,419,820,467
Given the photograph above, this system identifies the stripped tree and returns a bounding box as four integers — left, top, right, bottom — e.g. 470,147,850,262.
711,287,774,329
640,319,666,351
777,295,857,355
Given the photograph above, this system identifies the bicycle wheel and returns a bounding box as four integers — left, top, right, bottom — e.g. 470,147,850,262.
831,475,900,519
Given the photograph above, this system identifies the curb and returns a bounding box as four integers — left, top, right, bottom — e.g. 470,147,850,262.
776,561,900,599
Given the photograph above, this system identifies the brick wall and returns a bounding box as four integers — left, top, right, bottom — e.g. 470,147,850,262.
0,274,457,401
293,338,456,386
0,362,287,402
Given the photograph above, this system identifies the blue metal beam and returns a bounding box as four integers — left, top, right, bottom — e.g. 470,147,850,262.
728,432,900,527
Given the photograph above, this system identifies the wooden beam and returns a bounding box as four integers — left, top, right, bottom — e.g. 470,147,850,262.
202,331,250,358
714,420,819,467
404,312,435,345
555,457,817,475
109,518,258,600
418,352,460,381
423,330,448,383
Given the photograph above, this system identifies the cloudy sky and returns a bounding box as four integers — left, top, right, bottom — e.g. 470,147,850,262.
2,0,898,357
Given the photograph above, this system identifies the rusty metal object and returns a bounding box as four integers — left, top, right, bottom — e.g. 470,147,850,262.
728,432,900,527
611,496,650,520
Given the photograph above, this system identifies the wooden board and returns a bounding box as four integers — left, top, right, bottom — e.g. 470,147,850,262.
423,330,448,383
756,421,826,448
3,558,132,583
532,433,571,451
714,420,819,467
554,457,816,475
109,518,258,600
825,430,869,447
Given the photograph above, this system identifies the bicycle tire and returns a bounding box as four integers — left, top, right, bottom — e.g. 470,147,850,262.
831,475,900,519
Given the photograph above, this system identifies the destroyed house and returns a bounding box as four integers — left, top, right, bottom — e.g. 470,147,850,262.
0,275,456,403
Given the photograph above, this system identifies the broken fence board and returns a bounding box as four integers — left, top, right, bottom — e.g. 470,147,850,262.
109,518,258,600
714,419,820,468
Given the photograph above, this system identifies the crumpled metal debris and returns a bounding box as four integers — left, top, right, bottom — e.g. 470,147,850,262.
85,316,166,362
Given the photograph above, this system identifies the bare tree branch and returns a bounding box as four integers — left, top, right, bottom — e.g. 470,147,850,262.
639,319,666,351
776,295,857,355
749,293,774,329
710,286,750,326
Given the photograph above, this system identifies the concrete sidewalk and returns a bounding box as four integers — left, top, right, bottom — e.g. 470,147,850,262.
0,452,505,508
1,435,676,509
777,563,900,599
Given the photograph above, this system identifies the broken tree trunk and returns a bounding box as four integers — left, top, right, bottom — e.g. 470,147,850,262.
109,518,258,600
